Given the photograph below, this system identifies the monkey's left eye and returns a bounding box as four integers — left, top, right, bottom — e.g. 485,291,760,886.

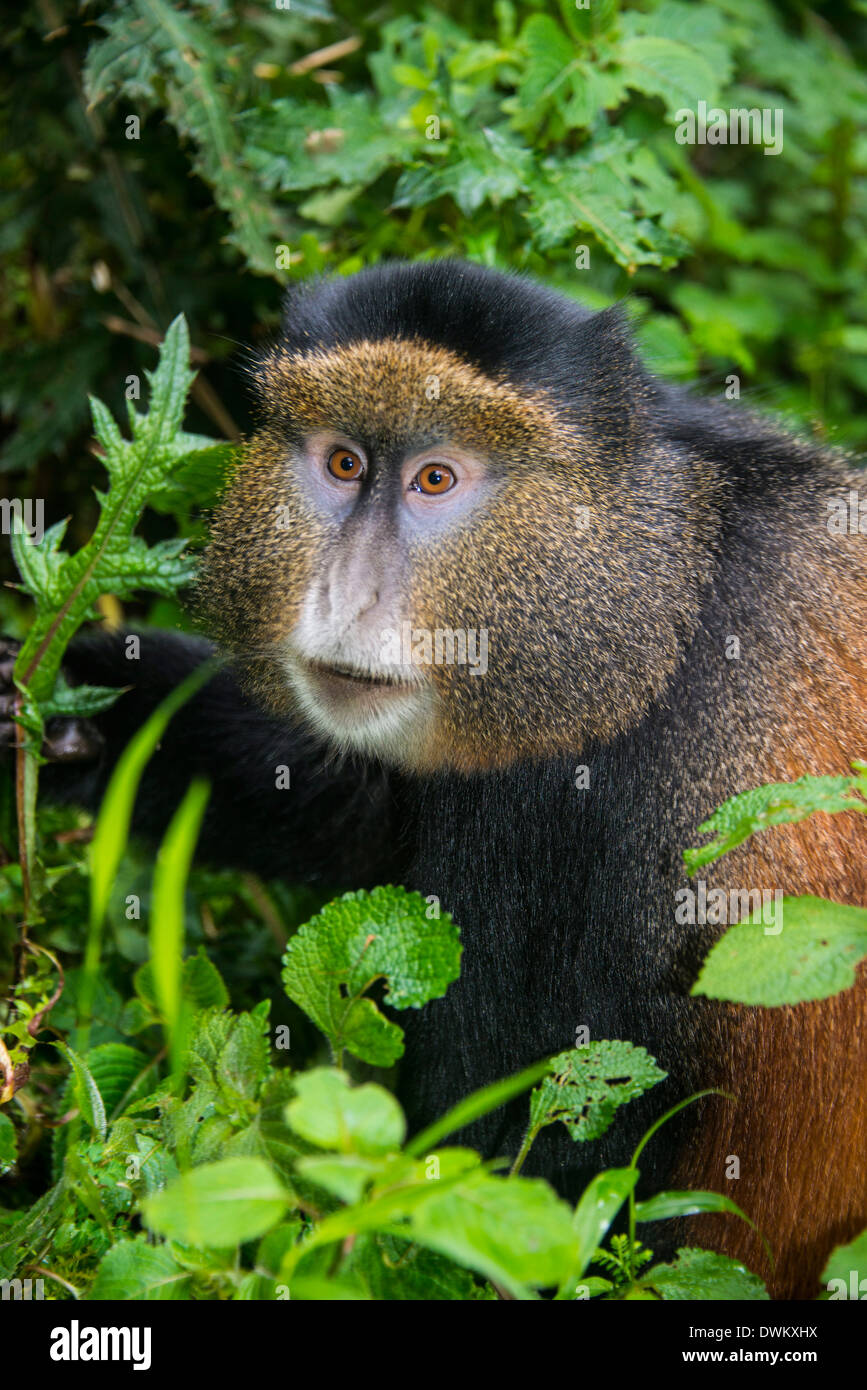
327,448,365,481
411,463,456,495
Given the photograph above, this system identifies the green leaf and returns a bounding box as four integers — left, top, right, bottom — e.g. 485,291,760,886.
84,1,288,275
635,1190,753,1225
685,768,867,872
282,886,461,1065
618,36,720,117
142,1157,291,1248
0,1114,17,1176
39,672,124,720
642,1247,769,1300
13,317,201,706
89,1237,190,1300
693,896,867,1006
528,1043,667,1143
348,1233,490,1301
409,1171,578,1299
150,778,211,1063
822,1229,867,1293
55,1043,107,1140
286,1068,406,1157
558,1168,638,1298
85,657,217,1025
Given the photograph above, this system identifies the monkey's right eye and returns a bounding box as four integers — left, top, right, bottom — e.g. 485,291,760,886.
327,448,365,481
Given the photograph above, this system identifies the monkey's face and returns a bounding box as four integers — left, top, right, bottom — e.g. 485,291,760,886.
202,338,713,773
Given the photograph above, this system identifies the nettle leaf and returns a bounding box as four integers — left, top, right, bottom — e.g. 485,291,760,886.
286,1068,406,1157
642,1247,769,1301
184,1006,271,1104
685,768,867,872
529,1043,667,1143
40,672,124,721
84,0,287,275
13,316,211,705
282,886,461,1065
142,1157,291,1248
89,1236,190,1300
242,90,418,195
348,1233,490,1301
693,896,867,1006
617,36,720,117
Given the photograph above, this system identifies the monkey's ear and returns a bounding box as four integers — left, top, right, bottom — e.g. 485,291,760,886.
570,303,651,449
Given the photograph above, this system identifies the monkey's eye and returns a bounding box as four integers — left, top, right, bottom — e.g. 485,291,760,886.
411,463,456,496
327,447,365,481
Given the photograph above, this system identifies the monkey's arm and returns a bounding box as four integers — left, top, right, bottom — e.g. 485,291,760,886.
11,629,403,886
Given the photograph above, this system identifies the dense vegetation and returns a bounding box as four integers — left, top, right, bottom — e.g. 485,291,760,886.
1,0,866,1301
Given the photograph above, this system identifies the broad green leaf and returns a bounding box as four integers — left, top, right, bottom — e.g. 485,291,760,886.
409,1171,578,1299
528,1043,667,1143
692,896,867,1005
142,1157,291,1247
642,1247,769,1300
89,1237,190,1300
282,885,461,1065
286,1068,406,1156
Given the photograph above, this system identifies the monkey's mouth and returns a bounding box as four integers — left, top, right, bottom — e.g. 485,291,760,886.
302,656,419,689
298,658,422,702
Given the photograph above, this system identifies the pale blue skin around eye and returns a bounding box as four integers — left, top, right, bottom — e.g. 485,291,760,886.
293,437,500,539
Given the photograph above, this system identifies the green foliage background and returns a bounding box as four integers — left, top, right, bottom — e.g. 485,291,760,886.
3,0,867,565
2,0,867,1303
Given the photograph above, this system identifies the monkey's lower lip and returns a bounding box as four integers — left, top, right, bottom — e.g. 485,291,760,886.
302,660,419,697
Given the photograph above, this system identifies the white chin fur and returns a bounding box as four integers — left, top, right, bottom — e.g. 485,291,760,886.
283,650,436,765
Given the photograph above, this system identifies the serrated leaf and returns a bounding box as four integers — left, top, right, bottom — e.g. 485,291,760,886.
13,317,211,706
642,1247,769,1300
619,36,720,117
528,1043,667,1143
693,895,867,1006
40,672,124,720
685,769,867,872
89,1237,190,1300
282,886,461,1065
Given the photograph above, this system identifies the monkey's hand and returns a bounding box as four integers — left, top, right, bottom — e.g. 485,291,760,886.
0,637,105,763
